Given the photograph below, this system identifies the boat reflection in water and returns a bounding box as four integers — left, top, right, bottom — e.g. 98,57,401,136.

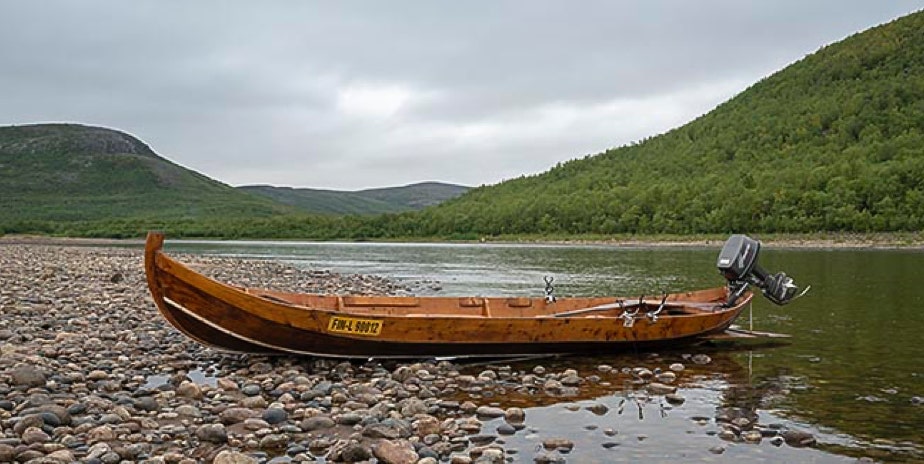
446,348,922,463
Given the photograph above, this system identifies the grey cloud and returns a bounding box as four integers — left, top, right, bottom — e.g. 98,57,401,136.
1,0,921,189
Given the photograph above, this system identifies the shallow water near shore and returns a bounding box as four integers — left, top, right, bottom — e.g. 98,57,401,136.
160,239,924,462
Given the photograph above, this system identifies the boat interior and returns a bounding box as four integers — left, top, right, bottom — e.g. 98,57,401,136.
243,287,731,318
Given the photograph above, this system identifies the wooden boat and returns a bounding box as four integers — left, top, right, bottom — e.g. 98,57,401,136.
144,232,803,358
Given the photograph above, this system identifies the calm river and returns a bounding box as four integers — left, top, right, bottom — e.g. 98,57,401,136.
164,240,924,462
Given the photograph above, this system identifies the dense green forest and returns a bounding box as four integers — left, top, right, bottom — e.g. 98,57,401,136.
1,11,922,240
400,10,924,237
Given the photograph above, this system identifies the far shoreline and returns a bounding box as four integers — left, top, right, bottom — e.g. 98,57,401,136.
3,232,923,250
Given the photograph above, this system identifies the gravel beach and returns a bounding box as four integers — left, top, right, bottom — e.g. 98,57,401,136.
0,242,816,463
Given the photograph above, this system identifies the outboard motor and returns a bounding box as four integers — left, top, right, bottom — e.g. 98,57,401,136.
717,234,806,306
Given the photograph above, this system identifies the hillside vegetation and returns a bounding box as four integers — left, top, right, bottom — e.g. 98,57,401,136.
0,124,465,238
0,124,296,235
382,11,924,237
240,182,469,215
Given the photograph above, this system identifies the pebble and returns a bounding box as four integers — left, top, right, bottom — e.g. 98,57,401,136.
504,407,525,423
214,450,258,464
475,406,505,418
21,426,51,444
469,434,497,446
534,450,567,463
496,423,517,435
647,382,677,395
0,445,15,462
221,407,259,424
542,438,575,452
176,380,203,398
262,407,288,424
242,384,262,396
340,441,373,461
300,415,335,431
742,430,762,443
691,354,712,365
196,423,229,443
655,372,677,383
585,403,609,415
11,365,46,387
782,430,817,447
373,438,419,463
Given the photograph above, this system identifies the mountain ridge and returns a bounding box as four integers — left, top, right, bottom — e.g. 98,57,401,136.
0,123,297,228
239,182,470,215
0,123,469,235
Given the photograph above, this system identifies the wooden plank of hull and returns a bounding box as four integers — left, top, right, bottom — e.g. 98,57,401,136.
145,232,285,355
144,232,751,358
161,297,287,355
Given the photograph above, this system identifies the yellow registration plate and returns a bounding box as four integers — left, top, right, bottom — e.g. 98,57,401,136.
327,316,383,336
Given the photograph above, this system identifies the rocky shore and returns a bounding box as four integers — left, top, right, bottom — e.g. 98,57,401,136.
0,243,818,463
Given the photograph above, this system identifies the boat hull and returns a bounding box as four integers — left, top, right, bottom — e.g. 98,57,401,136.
144,232,751,358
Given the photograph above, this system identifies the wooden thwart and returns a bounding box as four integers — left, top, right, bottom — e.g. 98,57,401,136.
341,296,421,307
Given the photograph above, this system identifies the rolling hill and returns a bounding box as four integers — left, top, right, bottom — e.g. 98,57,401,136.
0,124,468,237
0,124,297,233
239,182,469,215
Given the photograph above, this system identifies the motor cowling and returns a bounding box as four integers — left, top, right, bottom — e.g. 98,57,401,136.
717,234,803,306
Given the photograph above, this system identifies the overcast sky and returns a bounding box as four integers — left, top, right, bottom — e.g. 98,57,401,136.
1,2,921,190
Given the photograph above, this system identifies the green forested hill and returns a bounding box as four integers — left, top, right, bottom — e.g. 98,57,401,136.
395,11,924,236
239,182,470,215
0,124,296,234
358,182,470,210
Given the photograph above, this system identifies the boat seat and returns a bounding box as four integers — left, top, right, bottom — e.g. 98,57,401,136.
505,298,532,308
457,297,491,316
341,296,421,307
404,313,485,318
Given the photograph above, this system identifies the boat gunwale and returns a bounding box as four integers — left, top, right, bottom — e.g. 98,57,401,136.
244,287,727,318
155,275,748,357
156,251,745,324
144,231,754,357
